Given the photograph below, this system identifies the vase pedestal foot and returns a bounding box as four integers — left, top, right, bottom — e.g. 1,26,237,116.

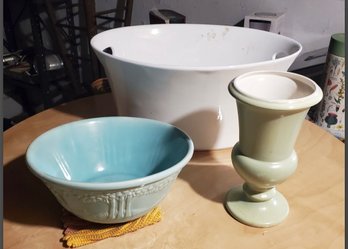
225,185,289,228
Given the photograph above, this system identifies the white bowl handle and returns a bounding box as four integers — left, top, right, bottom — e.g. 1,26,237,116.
272,51,288,60
103,47,113,55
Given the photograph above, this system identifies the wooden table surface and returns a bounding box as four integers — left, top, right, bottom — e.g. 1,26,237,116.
3,93,344,249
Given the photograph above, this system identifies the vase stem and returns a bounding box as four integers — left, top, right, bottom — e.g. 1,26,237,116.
243,184,276,202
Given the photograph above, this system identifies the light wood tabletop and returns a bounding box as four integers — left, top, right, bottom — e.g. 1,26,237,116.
3,93,344,249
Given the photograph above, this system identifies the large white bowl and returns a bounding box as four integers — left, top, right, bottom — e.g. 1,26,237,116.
91,24,302,150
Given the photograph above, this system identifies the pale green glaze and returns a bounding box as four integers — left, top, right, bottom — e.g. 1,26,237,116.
229,71,323,162
225,71,323,227
231,144,298,190
225,185,289,228
236,103,308,162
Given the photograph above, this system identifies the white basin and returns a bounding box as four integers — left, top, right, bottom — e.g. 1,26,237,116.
91,24,302,150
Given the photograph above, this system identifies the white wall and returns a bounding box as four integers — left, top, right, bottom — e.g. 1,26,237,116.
130,0,345,55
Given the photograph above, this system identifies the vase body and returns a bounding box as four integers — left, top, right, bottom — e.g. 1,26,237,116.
226,71,323,227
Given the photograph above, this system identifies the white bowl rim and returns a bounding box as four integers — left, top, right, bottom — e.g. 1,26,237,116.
26,116,194,190
90,23,302,71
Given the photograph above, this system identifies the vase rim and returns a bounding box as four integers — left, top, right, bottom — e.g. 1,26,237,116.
229,71,323,110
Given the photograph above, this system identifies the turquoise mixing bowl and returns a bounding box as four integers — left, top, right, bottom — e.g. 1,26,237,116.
26,117,194,223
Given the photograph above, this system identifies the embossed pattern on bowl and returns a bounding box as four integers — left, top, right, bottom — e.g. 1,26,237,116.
26,117,194,223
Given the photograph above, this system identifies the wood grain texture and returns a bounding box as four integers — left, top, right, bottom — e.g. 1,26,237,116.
3,93,344,249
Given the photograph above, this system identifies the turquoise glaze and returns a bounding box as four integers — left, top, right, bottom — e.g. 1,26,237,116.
26,117,194,223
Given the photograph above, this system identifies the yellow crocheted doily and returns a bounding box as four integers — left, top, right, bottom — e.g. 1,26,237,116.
62,207,162,248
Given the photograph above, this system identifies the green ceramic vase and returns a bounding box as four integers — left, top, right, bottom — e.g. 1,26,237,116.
225,71,323,227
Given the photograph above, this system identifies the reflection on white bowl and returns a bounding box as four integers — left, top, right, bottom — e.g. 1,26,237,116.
91,24,302,150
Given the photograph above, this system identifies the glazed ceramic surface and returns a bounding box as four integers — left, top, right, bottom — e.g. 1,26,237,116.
90,24,302,150
230,71,323,161
226,71,323,227
26,117,194,223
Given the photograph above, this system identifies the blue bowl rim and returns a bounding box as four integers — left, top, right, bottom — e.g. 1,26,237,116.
26,116,194,190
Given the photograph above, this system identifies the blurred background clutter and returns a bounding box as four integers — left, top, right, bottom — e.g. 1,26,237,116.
3,0,345,134
3,0,133,130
